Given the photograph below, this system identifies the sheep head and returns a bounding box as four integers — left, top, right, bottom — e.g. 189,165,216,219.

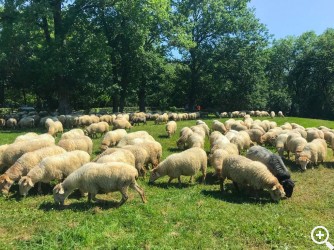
296,155,310,171
53,184,66,205
148,168,161,184
0,174,13,195
269,184,286,202
18,176,34,196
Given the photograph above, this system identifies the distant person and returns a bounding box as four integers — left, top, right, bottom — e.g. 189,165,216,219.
195,104,201,111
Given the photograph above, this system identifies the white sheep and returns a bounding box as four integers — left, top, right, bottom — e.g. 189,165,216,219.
53,162,147,206
60,129,85,140
220,155,286,201
278,111,284,117
58,136,93,155
176,127,193,149
275,134,289,157
97,146,148,176
116,131,155,147
211,120,227,134
230,131,253,153
46,118,63,137
100,129,127,150
6,118,17,129
296,139,327,171
95,149,136,166
0,146,66,195
209,145,238,176
14,132,39,143
0,137,55,173
166,121,177,138
112,118,132,130
286,136,307,160
18,150,90,196
85,121,109,138
149,147,207,185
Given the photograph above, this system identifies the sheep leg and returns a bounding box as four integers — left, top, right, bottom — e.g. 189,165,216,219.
88,193,97,203
37,182,42,195
177,177,182,186
201,170,207,184
117,187,129,207
219,178,225,192
189,176,193,183
168,177,174,184
131,182,147,203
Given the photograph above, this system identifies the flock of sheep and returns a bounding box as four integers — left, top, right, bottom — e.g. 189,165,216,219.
0,109,331,207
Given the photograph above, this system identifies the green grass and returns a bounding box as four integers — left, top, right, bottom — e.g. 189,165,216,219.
1,117,334,249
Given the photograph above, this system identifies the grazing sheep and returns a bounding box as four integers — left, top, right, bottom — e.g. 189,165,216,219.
211,120,227,134
18,117,35,128
98,146,148,176
58,136,93,155
286,136,307,160
210,132,230,153
270,111,275,118
46,118,63,137
60,129,85,140
247,129,265,145
95,149,136,166
275,134,289,157
18,150,90,196
246,146,295,197
53,162,146,206
14,132,39,143
0,118,5,129
0,146,66,195
154,113,168,124
134,141,163,168
190,125,206,139
278,111,284,117
85,122,109,138
225,130,239,141
131,116,147,126
112,118,132,130
306,129,324,142
195,121,210,137
230,131,253,153
100,129,127,151
296,139,327,171
166,121,177,138
209,146,238,176
149,147,207,185
99,114,113,125
324,131,334,145
117,131,155,147
6,118,17,129
220,155,286,201
176,127,194,149
0,137,55,173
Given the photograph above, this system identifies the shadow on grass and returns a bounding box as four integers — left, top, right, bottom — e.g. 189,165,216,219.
201,184,276,205
323,162,334,169
149,182,193,189
38,199,121,212
5,183,54,201
158,135,169,139
167,147,182,152
195,172,219,185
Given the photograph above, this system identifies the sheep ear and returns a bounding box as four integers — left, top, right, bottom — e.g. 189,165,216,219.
272,186,277,191
28,179,34,187
58,186,64,194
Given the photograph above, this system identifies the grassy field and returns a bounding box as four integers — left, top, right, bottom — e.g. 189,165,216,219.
1,117,334,249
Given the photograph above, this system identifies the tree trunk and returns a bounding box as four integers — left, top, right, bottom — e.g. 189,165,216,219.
0,81,4,107
57,78,72,114
112,93,119,113
138,80,146,112
119,87,126,113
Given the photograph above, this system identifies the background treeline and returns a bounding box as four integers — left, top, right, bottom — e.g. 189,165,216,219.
0,0,333,119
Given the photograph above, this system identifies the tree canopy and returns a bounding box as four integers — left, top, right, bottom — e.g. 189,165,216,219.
0,0,334,118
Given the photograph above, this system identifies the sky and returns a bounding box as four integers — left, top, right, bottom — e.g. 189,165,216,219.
249,0,334,39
